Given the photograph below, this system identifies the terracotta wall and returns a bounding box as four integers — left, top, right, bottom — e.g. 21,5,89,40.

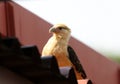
0,1,120,84
7,1,52,52
69,38,120,84
0,1,7,37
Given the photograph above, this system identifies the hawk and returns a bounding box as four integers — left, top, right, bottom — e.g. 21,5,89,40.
42,24,86,79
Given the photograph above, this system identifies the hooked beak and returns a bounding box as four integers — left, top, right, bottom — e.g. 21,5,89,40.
49,27,56,33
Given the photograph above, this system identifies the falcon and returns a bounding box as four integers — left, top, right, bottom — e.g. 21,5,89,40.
42,24,86,79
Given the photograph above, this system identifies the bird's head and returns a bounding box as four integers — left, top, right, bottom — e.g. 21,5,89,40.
49,24,71,40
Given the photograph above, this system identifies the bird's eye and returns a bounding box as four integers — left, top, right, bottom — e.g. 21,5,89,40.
58,27,63,30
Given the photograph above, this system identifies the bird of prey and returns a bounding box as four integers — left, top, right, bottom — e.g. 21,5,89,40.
42,24,87,79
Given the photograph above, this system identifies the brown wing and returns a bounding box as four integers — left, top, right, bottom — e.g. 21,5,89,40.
67,45,87,79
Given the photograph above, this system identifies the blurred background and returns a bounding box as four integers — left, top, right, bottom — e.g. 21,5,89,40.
13,0,120,63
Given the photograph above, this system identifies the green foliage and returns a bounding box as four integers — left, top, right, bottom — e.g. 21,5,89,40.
108,56,120,63
107,54,120,63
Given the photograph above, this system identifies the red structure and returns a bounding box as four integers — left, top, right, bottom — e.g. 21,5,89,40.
0,1,120,84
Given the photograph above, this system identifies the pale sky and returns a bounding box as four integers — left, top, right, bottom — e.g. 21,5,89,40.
13,0,120,56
